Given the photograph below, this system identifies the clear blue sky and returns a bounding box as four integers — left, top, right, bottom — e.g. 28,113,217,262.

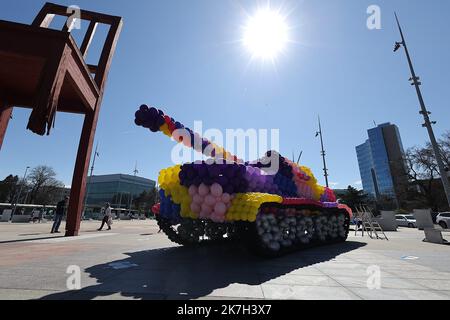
1,0,449,189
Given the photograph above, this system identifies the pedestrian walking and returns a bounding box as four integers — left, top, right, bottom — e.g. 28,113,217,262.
51,196,68,233
98,202,112,231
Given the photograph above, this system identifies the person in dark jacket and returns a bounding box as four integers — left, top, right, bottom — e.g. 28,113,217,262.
51,196,68,234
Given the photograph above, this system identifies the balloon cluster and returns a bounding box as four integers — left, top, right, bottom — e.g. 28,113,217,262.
256,212,315,251
135,105,182,134
320,187,337,203
158,189,181,223
135,105,240,162
245,166,279,194
188,183,233,223
180,162,248,194
255,209,348,252
250,151,313,198
136,106,341,224
226,193,283,222
158,165,196,219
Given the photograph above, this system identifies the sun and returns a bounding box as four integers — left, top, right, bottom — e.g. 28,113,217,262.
242,8,289,60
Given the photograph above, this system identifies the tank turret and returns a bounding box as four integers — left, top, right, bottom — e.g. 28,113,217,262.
135,105,351,256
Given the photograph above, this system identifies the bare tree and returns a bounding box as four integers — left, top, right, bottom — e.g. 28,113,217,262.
0,175,19,203
27,166,64,205
405,132,450,211
438,131,450,170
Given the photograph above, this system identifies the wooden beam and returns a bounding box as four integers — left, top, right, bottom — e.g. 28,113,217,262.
32,3,56,28
38,2,122,26
80,21,98,58
65,110,98,236
64,10,123,237
94,19,123,92
87,64,98,74
26,44,70,135
61,16,77,33
0,104,13,150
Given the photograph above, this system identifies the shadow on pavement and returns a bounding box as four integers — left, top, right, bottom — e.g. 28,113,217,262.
0,235,65,244
40,241,366,300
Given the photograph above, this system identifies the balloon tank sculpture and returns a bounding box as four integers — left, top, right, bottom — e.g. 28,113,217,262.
135,105,352,257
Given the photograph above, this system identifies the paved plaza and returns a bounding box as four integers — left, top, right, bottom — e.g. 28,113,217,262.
0,220,450,300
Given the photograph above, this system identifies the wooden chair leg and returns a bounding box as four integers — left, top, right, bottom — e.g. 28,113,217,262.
66,110,99,236
27,45,69,136
0,103,13,150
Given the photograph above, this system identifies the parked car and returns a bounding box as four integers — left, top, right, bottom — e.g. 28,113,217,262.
395,214,417,228
436,212,450,230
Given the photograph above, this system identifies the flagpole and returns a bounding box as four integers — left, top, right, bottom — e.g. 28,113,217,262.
83,142,99,218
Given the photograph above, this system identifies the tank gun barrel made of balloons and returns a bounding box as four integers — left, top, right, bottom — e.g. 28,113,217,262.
134,105,242,163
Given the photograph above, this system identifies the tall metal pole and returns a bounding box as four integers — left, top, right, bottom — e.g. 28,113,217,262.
297,151,303,165
82,142,99,218
11,166,30,220
317,116,329,188
128,161,138,216
394,13,450,207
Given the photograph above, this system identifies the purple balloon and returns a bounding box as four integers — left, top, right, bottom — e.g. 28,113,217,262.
225,185,234,194
197,164,208,178
217,176,228,187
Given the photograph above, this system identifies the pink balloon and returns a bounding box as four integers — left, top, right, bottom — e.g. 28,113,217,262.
221,193,231,203
214,202,227,215
205,195,216,207
198,183,209,197
201,203,213,215
210,183,223,197
183,138,191,148
193,194,204,204
212,212,225,223
188,185,198,196
211,213,222,223
190,202,201,214
199,210,208,219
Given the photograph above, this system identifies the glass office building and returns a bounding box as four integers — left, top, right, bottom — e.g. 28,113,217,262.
356,123,407,201
85,174,156,207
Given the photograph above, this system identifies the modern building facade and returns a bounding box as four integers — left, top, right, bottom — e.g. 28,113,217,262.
85,174,156,208
356,123,408,202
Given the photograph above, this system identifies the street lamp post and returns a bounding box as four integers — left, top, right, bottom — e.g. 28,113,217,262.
394,13,450,208
82,142,99,219
128,162,138,217
11,166,30,220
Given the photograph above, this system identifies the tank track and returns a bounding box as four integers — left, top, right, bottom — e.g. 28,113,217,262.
156,203,350,257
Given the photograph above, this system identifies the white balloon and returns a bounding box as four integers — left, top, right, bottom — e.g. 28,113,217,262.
269,242,281,251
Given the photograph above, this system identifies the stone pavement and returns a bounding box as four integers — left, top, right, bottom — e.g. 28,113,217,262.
0,220,449,300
